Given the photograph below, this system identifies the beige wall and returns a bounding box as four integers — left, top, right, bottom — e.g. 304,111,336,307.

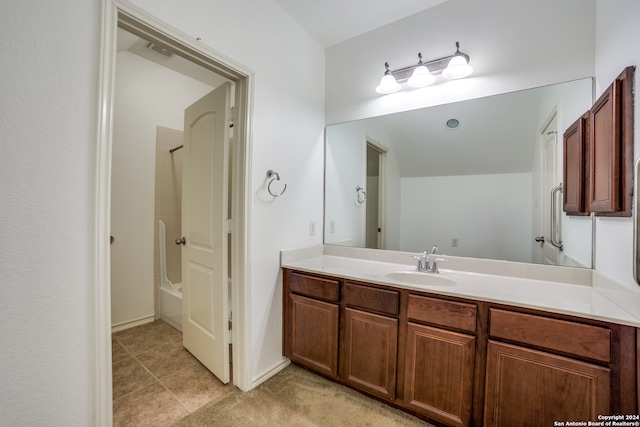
111,49,214,328
154,126,183,303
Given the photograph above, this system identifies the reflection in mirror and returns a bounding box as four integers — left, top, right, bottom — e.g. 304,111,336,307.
325,78,594,268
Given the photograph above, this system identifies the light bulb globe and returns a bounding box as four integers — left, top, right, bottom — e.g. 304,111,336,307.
443,55,473,79
375,74,401,94
407,65,435,88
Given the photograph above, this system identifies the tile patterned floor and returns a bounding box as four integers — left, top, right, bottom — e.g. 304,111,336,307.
112,320,231,426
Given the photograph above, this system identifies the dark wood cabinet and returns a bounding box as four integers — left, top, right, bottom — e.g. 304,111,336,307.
284,271,340,378
342,282,400,400
588,66,634,216
484,341,610,426
282,268,638,426
289,293,339,377
562,66,634,217
589,79,622,213
404,323,475,426
484,309,612,426
563,112,590,215
404,294,477,426
343,308,398,400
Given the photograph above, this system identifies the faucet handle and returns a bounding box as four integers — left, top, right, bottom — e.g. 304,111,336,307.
430,258,445,273
412,253,428,271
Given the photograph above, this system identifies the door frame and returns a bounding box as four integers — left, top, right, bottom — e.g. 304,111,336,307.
364,137,388,249
95,1,254,424
538,109,561,264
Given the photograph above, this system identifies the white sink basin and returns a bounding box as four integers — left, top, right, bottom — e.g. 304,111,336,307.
384,271,457,287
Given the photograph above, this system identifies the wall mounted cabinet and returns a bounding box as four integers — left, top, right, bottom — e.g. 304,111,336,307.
562,66,634,217
589,79,622,213
588,66,634,216
563,112,590,215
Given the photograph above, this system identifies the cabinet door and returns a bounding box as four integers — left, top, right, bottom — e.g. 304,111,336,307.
563,112,589,215
404,323,475,427
484,341,610,427
343,308,398,400
589,80,621,213
289,294,339,378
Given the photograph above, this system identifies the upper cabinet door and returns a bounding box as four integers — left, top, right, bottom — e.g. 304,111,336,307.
589,79,621,213
588,66,634,216
563,112,590,216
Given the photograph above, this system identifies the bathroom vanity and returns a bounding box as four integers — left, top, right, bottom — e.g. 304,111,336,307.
281,246,640,427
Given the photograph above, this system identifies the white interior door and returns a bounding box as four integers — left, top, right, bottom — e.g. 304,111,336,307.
541,115,562,265
181,83,231,383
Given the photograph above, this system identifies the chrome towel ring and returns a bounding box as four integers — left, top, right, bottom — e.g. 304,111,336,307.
267,169,287,197
356,186,366,204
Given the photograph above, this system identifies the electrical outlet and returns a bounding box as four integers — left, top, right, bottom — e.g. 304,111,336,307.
309,221,316,236
330,220,335,234
452,238,459,248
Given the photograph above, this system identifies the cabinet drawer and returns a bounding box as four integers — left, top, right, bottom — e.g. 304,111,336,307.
489,309,611,363
407,295,477,333
289,272,340,302
345,283,399,316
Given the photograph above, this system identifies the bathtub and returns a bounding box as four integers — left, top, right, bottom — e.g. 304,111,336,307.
158,219,183,331
159,284,182,332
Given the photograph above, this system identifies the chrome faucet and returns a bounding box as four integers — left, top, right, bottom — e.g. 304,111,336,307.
413,251,430,272
413,247,445,273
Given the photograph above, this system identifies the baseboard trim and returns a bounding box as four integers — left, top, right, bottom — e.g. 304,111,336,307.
251,358,291,390
111,315,155,333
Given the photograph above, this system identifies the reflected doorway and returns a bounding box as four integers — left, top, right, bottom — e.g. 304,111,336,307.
365,139,387,249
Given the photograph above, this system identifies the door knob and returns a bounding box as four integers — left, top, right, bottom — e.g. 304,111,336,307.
176,237,186,245
534,236,545,243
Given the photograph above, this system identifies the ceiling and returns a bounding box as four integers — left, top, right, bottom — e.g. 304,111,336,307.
272,0,449,47
116,0,449,85
116,28,229,88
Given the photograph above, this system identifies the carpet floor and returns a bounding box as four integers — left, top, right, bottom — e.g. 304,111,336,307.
171,364,433,426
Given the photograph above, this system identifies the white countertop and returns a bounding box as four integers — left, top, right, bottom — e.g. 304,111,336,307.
281,245,640,328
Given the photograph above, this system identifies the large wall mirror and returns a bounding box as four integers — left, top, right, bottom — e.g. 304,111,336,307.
325,78,595,268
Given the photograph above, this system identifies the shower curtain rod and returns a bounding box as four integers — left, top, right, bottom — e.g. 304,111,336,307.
169,145,183,153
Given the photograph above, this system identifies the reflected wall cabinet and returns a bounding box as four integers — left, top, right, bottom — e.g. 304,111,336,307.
563,112,590,215
563,66,634,217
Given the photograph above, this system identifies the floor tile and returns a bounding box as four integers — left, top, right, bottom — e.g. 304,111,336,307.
112,338,131,363
113,382,189,427
136,340,198,379
116,321,182,356
112,356,156,400
161,361,231,412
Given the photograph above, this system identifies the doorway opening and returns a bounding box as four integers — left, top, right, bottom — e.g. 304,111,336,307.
365,138,387,249
96,3,253,424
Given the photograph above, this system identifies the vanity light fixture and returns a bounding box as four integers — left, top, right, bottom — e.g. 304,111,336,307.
407,53,435,88
375,62,402,94
375,42,473,95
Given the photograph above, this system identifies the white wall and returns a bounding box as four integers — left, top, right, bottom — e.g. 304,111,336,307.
111,51,214,327
400,173,533,262
326,0,596,125
0,2,100,425
126,0,326,383
531,78,595,267
593,0,640,289
0,0,324,424
325,119,402,249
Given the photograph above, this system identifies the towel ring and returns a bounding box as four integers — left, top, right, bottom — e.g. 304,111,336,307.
267,170,287,197
356,186,366,204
